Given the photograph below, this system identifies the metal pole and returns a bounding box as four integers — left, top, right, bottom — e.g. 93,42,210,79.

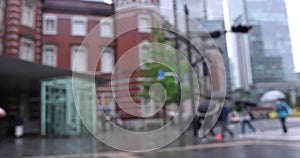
203,0,207,20
173,0,183,121
184,5,196,117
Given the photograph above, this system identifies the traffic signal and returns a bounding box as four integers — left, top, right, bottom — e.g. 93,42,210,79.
231,25,252,33
209,31,222,38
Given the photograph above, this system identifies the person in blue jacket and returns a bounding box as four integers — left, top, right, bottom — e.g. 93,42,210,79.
275,98,290,133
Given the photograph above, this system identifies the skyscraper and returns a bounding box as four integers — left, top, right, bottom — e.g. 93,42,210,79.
227,0,298,90
188,0,224,20
244,0,297,84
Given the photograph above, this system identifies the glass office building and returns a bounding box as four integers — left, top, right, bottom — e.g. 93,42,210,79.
244,0,297,83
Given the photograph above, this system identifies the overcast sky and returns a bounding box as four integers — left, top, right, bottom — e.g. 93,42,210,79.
285,0,300,72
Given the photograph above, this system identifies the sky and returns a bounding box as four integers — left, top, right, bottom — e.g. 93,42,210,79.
98,0,300,72
285,0,300,72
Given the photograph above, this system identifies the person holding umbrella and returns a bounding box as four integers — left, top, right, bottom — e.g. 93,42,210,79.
192,99,217,138
275,98,292,133
261,90,292,134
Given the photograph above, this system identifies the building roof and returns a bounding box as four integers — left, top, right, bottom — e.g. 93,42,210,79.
0,55,109,90
43,0,114,16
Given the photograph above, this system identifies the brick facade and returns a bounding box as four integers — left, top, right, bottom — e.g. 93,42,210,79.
3,0,42,62
1,0,162,119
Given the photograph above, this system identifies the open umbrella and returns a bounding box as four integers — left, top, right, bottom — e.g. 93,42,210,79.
0,107,6,118
198,100,221,117
235,99,257,106
260,90,286,102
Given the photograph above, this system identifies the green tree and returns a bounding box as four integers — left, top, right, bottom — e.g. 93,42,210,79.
136,28,189,124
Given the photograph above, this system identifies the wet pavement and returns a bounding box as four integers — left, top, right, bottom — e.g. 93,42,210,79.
140,141,300,158
0,118,300,157
0,136,117,157
11,140,300,158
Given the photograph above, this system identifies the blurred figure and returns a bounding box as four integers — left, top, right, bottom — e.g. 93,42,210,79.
111,112,123,126
193,100,216,138
192,114,201,137
275,98,291,133
240,109,256,135
0,107,6,118
192,114,216,138
15,115,24,137
218,104,234,138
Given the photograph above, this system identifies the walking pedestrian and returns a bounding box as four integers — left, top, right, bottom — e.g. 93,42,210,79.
218,104,234,138
240,109,256,135
193,99,216,138
274,98,291,133
15,115,24,137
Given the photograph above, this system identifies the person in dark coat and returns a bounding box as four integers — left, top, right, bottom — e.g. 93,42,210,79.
217,104,234,138
193,100,216,138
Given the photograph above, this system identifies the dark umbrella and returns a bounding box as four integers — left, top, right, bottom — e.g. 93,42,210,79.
235,99,257,107
198,100,221,117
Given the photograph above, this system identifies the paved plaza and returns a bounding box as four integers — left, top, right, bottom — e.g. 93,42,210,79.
1,118,300,157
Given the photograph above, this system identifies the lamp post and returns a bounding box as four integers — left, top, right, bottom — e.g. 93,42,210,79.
173,0,184,128
184,4,197,119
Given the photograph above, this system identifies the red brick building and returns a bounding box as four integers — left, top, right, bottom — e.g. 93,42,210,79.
0,0,164,136
41,0,162,119
112,0,161,118
0,1,5,54
0,0,44,135
42,0,114,71
2,0,43,62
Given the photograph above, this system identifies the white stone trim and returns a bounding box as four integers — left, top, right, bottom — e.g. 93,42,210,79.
138,13,152,33
71,16,87,36
100,17,114,38
43,14,58,35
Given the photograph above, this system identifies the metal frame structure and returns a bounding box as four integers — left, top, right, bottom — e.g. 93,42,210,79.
41,77,97,136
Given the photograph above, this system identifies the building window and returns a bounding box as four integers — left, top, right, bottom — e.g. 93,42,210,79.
119,0,131,5
100,18,114,38
71,45,87,72
139,41,151,66
101,47,114,73
71,16,87,36
138,14,152,33
42,44,57,67
138,0,150,3
43,14,57,35
21,0,35,28
20,38,34,62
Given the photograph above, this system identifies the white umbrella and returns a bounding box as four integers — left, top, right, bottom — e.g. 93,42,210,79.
0,107,6,118
260,90,286,102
